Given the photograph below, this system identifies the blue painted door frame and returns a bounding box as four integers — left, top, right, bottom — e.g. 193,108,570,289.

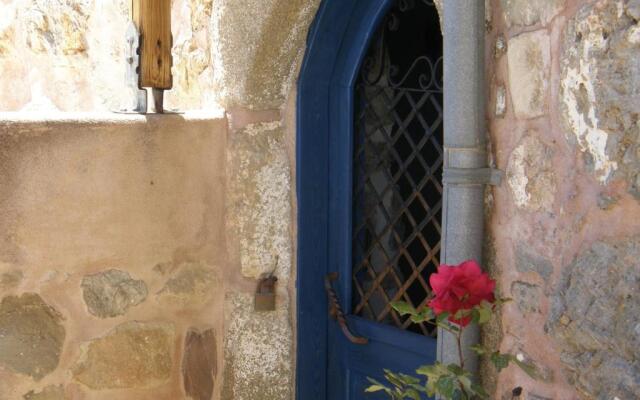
296,1,438,399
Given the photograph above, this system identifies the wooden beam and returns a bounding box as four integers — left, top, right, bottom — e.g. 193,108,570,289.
132,0,172,89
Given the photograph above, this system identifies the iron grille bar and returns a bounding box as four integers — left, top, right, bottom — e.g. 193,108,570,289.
351,0,443,337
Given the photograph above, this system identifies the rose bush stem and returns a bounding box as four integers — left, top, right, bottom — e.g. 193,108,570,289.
457,328,465,369
456,326,471,399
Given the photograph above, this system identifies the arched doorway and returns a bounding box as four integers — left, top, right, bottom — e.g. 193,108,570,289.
297,1,444,399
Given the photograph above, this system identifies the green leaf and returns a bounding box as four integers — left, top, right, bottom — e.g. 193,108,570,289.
470,307,480,324
404,388,422,400
410,308,435,323
451,388,464,400
364,384,387,393
469,344,487,355
494,297,512,305
365,377,389,393
399,373,421,385
384,370,405,388
435,375,455,397
418,362,450,377
436,312,450,323
471,383,490,399
490,352,511,372
446,363,465,376
476,301,493,324
391,301,416,316
416,364,437,377
513,358,539,379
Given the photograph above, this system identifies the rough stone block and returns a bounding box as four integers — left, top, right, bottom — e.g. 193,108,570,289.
495,36,507,58
506,135,556,212
0,269,23,289
0,293,65,380
72,321,174,389
548,236,640,399
226,122,292,280
222,293,292,400
182,328,217,400
507,30,550,119
167,0,216,110
23,385,66,400
628,0,640,19
501,0,565,27
560,0,640,189
495,85,507,117
510,281,541,314
514,244,553,281
156,262,218,306
81,269,148,318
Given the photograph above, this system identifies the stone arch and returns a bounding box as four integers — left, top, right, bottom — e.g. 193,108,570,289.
211,0,323,110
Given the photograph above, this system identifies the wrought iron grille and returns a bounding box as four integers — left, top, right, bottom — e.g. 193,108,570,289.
352,0,443,337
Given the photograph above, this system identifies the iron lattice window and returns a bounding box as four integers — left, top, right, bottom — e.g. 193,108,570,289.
352,0,443,337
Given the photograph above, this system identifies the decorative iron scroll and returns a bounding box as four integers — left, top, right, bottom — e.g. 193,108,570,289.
351,0,443,337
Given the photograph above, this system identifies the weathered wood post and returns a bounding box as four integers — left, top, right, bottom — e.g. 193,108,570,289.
132,0,172,113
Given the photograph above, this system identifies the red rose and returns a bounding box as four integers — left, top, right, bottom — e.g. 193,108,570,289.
428,260,496,327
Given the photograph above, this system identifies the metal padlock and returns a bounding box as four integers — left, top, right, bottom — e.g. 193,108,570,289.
255,274,277,311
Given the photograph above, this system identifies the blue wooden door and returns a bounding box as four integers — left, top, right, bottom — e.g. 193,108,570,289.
297,1,443,399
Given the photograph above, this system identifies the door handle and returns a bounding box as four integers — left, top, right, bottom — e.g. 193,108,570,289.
324,272,369,345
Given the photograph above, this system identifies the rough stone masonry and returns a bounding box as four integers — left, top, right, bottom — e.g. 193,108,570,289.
548,237,640,399
489,0,640,399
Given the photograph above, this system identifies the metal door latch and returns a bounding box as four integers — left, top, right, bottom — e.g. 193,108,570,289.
324,272,368,345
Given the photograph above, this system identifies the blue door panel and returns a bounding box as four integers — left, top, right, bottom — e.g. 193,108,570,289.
330,315,438,399
297,1,441,399
350,371,387,400
346,318,436,400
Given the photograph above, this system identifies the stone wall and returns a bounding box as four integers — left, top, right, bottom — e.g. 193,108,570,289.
0,0,320,399
486,0,640,398
1,0,639,400
215,1,320,399
0,0,215,111
0,113,229,399
0,0,319,113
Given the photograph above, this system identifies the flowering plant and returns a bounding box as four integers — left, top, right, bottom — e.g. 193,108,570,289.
366,260,536,400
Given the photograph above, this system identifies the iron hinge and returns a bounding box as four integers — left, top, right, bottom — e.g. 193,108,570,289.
115,21,147,114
